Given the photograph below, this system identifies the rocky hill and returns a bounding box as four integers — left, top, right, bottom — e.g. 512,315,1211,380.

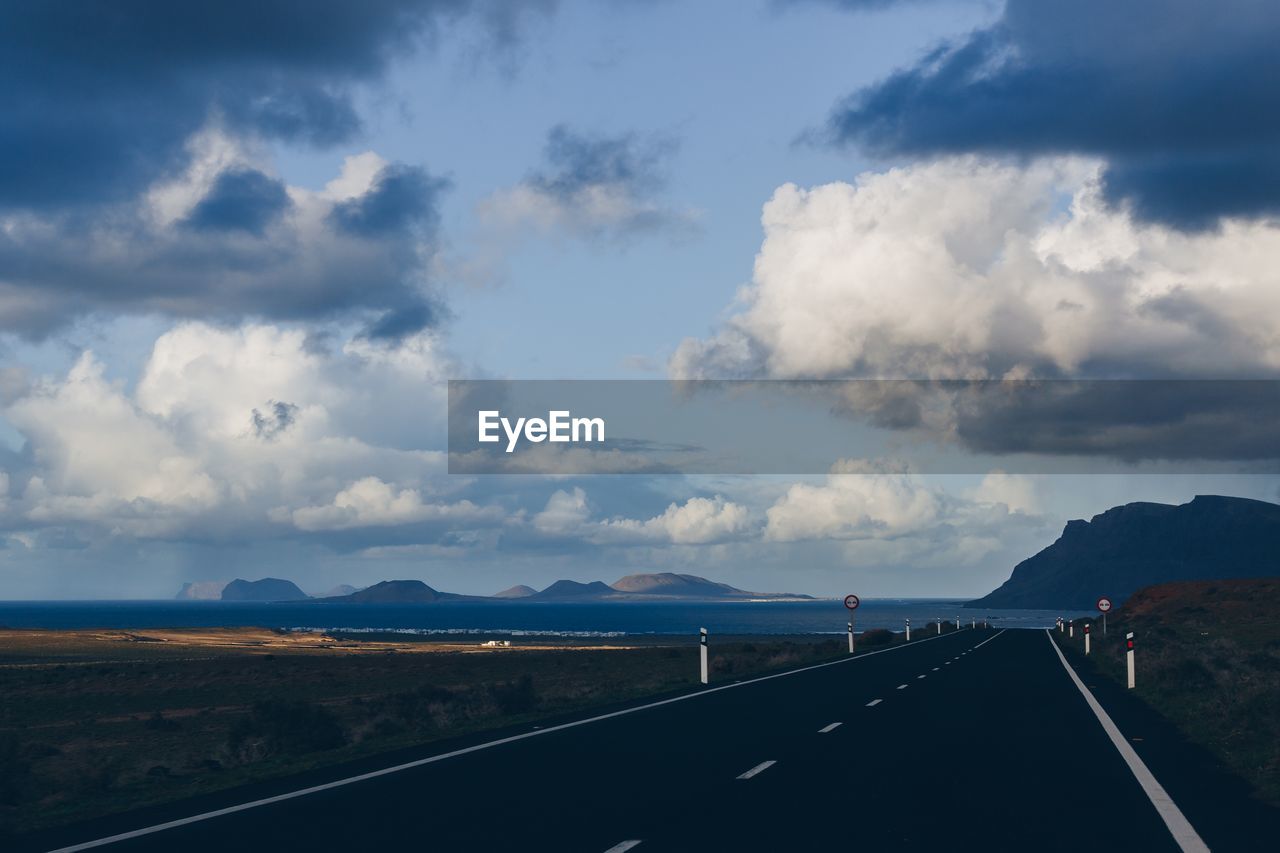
610,572,810,599
492,584,537,598
970,495,1280,610
528,580,617,601
220,578,309,602
328,580,459,603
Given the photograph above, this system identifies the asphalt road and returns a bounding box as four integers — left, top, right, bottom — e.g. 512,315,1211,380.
32,628,1230,852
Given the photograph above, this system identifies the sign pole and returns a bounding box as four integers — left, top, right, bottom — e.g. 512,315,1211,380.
843,595,860,654
700,628,708,685
1096,597,1113,638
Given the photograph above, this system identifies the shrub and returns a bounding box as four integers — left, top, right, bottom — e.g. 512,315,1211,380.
228,700,346,762
0,735,32,806
144,711,181,732
859,629,894,647
488,675,538,715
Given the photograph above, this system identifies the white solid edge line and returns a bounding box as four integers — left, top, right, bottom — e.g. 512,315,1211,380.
973,630,1005,651
603,842,643,853
818,722,842,733
737,760,777,780
866,699,882,707
48,627,960,852
1044,631,1209,853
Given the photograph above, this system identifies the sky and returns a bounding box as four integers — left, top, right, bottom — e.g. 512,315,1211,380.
2,0,1279,600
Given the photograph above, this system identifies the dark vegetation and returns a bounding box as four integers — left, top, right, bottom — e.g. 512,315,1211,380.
0,631,898,836
1052,578,1280,807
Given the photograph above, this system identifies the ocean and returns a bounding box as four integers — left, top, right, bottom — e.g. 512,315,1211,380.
0,599,1086,636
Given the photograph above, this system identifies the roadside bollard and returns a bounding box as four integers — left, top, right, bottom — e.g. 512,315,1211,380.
905,618,911,642
700,628,708,685
848,620,855,655
1069,620,1074,639
936,618,941,635
1084,622,1091,655
1126,632,1136,689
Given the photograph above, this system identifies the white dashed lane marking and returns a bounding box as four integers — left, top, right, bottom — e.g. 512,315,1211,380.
737,761,777,781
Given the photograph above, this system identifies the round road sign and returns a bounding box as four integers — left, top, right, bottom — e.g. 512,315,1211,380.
1097,597,1113,613
844,594,860,611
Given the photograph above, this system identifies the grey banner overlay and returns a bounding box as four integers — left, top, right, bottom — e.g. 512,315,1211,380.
447,380,1280,475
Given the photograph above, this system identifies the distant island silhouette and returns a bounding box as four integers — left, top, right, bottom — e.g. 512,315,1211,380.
174,572,814,603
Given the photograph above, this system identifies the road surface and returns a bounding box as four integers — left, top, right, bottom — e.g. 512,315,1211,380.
31,628,1228,852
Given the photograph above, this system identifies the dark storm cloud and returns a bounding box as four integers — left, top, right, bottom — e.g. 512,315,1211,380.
183,168,291,235
0,0,547,211
329,165,447,237
0,0,546,336
949,381,1280,465
531,124,674,202
495,124,691,240
822,0,1280,228
0,159,452,337
251,400,299,440
361,299,447,341
776,0,924,9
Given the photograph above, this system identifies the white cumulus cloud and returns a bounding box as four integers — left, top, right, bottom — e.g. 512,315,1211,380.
673,157,1280,381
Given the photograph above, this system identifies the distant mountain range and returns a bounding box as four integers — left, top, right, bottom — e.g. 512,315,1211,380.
970,495,1280,610
174,572,812,603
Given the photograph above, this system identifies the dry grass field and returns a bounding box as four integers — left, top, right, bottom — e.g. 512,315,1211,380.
0,626,875,836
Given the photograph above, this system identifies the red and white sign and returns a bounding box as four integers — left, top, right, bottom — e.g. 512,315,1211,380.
1097,597,1113,613
844,594,860,611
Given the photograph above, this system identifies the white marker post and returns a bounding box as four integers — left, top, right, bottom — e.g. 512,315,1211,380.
1126,632,1136,689
700,627,708,685
905,618,911,642
1084,622,1091,655
1069,620,1074,639
936,618,941,635
971,618,975,630
848,621,855,654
